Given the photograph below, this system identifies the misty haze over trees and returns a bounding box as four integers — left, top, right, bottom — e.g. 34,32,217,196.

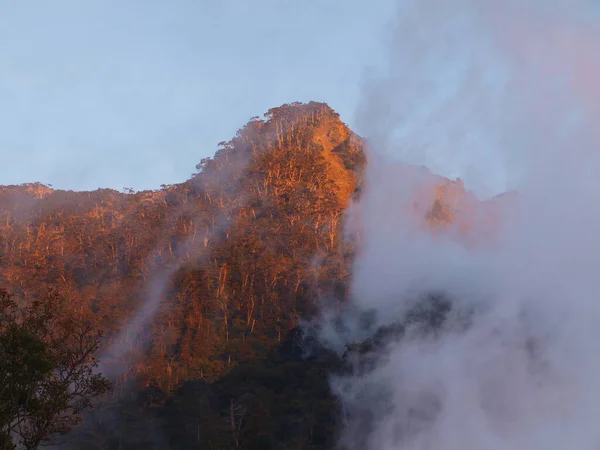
0,102,485,449
5,0,600,447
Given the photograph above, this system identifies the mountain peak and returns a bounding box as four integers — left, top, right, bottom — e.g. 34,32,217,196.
0,100,515,448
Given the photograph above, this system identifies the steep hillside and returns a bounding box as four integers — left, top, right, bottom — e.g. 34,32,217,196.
0,101,498,449
0,102,364,385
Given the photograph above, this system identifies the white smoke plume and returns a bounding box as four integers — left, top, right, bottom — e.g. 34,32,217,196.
328,0,600,449
98,148,253,381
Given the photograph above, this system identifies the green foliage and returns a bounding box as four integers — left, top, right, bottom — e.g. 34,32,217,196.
0,289,111,449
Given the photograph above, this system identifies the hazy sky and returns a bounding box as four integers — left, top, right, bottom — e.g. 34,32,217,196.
0,0,395,191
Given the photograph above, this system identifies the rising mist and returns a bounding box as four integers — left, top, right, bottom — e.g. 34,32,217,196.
327,1,600,449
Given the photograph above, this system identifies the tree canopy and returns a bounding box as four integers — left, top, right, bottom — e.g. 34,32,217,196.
0,289,110,449
0,102,478,449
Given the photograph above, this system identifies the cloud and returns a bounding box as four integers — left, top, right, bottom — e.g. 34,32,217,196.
324,1,600,448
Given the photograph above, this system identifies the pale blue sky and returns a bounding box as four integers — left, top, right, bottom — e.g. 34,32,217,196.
0,0,395,191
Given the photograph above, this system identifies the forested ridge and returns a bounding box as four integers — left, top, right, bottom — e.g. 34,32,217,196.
0,102,487,449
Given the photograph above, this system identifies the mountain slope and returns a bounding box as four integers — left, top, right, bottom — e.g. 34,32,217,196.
0,101,502,449
0,102,365,385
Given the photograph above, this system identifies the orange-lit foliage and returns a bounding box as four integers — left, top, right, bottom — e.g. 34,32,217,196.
0,102,504,449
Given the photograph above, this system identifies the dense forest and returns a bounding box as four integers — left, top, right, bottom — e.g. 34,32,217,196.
0,102,492,449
